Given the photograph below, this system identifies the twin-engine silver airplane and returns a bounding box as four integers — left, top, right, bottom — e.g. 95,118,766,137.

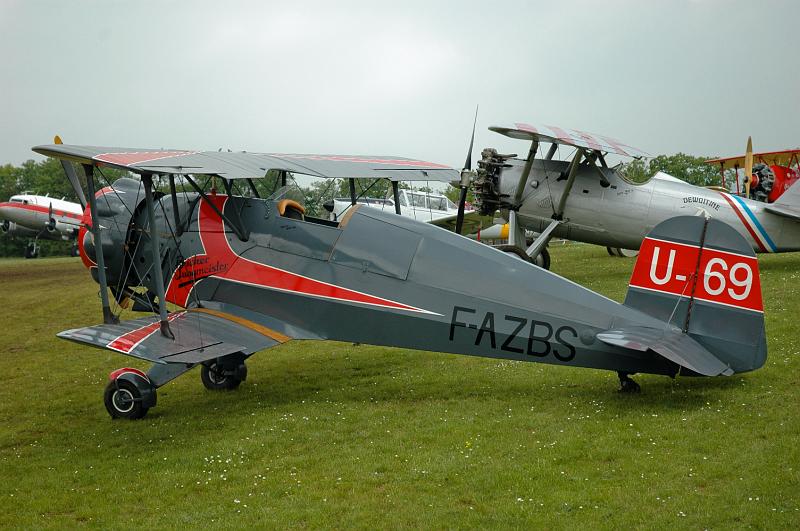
464,123,800,267
34,141,767,419
0,192,83,257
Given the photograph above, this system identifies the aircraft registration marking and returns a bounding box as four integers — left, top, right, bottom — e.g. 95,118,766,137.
629,237,763,313
449,307,578,361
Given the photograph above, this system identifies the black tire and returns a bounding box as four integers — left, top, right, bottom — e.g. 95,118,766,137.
533,248,550,270
606,246,616,257
70,245,79,257
497,244,550,270
201,361,245,391
104,379,150,419
24,243,37,259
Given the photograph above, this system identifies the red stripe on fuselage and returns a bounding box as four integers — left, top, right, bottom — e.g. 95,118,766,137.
718,193,767,252
0,202,82,220
165,195,430,313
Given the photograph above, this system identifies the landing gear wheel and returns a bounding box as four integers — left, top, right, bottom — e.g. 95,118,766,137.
70,244,79,257
104,379,152,419
532,248,550,270
497,245,550,270
24,242,39,259
617,372,641,393
201,361,246,391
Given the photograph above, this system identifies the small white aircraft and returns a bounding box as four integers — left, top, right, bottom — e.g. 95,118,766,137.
0,192,84,257
326,188,461,224
457,122,800,266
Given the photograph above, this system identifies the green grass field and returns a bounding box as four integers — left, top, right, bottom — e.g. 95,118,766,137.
1,245,798,529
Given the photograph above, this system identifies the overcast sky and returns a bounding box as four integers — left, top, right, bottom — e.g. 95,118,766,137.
1,0,798,168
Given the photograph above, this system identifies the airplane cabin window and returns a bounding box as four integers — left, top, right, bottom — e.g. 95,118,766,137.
398,193,407,207
410,194,426,208
427,197,446,211
11,198,22,203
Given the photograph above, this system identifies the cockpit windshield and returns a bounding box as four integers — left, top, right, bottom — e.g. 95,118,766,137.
615,160,659,185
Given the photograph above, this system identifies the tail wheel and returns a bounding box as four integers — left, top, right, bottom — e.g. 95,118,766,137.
104,379,152,419
201,360,246,391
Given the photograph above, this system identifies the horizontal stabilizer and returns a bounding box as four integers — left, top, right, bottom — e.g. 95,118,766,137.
58,309,289,364
596,326,734,376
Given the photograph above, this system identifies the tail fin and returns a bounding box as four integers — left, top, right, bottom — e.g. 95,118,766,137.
766,180,800,220
623,216,767,374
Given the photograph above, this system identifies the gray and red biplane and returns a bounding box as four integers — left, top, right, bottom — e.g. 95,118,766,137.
34,140,768,419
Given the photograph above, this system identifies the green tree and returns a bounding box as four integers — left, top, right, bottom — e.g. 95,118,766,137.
648,153,721,187
618,154,723,188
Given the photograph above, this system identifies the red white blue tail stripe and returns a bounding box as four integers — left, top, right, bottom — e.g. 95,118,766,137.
718,193,777,253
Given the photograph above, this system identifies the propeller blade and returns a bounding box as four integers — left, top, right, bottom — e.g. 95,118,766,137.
454,187,469,235
53,135,87,209
463,105,479,171
744,136,753,198
455,106,479,235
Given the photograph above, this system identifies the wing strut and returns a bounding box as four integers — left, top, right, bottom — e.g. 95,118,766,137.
184,175,248,241
142,173,174,340
53,136,87,209
391,180,401,215
167,175,183,237
349,178,357,206
507,140,538,248
522,148,584,258
83,164,117,324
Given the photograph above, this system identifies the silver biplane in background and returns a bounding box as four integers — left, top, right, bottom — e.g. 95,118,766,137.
448,123,800,267
32,138,768,419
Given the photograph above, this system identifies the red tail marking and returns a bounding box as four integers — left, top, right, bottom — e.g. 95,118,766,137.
629,238,763,313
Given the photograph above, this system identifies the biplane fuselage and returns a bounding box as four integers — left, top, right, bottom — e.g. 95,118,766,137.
496,158,800,254
106,188,686,376
33,142,768,418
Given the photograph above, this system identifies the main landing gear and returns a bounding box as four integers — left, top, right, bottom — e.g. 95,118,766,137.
24,241,40,259
617,371,641,393
103,368,157,419
200,358,248,391
103,355,249,419
497,244,551,270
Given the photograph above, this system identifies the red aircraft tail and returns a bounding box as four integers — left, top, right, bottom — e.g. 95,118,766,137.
621,215,767,374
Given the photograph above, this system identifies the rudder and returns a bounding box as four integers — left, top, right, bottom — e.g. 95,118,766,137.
624,216,767,374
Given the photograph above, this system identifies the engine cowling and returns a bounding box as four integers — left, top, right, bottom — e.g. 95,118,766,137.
46,219,76,235
1,219,10,233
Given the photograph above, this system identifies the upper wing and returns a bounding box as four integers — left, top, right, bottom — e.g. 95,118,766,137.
58,308,295,364
706,149,800,171
32,144,459,182
489,123,650,158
